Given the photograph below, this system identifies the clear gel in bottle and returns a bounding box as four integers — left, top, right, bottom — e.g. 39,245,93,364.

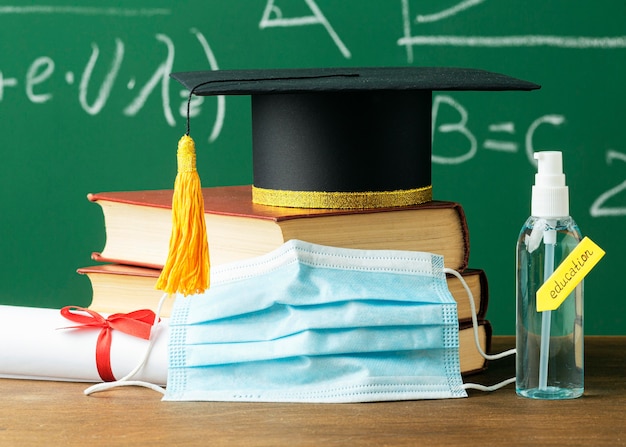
516,151,584,399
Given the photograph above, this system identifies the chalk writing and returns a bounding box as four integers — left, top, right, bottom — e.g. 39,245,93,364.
590,150,626,217
0,6,171,16
484,122,517,152
190,28,225,144
79,39,124,116
432,94,566,168
122,34,175,125
0,71,17,101
400,0,626,63
260,0,351,58
26,57,54,104
415,0,485,23
0,30,225,143
524,115,566,166
432,95,476,165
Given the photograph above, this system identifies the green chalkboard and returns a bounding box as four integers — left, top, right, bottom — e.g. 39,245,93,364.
1,0,624,335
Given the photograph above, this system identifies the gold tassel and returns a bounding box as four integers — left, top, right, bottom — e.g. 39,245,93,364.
156,134,209,296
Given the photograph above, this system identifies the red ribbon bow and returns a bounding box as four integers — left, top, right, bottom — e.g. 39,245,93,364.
60,306,158,382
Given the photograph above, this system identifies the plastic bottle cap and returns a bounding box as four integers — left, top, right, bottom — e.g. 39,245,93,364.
531,151,569,218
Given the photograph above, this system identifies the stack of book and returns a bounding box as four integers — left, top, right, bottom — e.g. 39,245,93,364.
81,185,492,374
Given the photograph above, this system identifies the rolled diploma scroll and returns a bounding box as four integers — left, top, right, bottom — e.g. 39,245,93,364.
0,305,168,385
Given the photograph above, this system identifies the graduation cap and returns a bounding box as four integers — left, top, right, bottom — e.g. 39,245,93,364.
157,66,539,295
172,67,539,208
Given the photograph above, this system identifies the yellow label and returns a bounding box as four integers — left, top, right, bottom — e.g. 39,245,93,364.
536,237,605,312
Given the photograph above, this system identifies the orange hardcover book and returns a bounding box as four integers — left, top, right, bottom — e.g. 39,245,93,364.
88,185,470,270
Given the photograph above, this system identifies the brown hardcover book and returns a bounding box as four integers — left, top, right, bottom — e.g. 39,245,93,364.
88,185,470,270
79,264,487,321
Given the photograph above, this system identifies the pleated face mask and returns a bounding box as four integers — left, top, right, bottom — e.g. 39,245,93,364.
164,240,477,403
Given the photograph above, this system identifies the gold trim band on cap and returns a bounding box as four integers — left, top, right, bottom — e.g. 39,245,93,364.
252,185,432,209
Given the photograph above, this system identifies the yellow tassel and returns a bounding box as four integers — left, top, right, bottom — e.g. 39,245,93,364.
156,134,209,296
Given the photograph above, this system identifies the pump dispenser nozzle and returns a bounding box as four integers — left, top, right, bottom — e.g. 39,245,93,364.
531,151,569,218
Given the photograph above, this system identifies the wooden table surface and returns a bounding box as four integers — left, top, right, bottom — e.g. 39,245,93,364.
1,336,625,447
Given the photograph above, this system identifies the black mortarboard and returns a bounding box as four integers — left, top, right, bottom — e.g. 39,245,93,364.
172,67,539,209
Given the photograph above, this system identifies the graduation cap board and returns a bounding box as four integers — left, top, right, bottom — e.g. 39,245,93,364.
171,67,540,209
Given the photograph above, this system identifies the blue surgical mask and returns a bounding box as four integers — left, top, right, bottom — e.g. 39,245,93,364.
161,240,503,403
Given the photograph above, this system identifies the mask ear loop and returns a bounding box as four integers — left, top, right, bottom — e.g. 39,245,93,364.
443,268,516,392
83,293,170,396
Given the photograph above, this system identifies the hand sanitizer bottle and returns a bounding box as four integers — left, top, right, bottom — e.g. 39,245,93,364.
516,151,584,399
